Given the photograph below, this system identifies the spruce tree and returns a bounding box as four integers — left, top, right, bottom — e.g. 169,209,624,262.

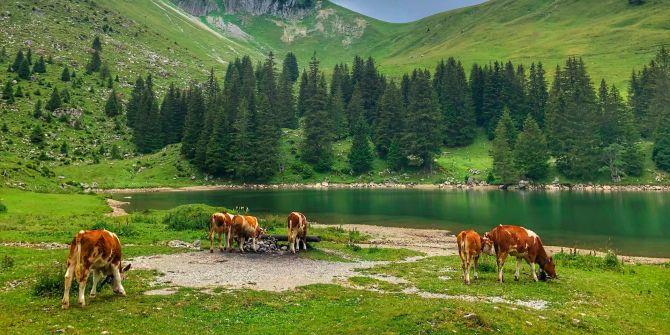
348,113,374,175
386,140,404,171
346,84,365,134
45,87,61,111
126,77,145,127
330,85,348,140
491,115,518,185
514,115,548,180
297,70,309,117
277,70,297,128
301,55,334,171
18,58,31,79
60,141,69,156
30,125,45,145
181,86,205,159
133,75,162,153
250,94,281,180
26,48,32,65
469,63,486,127
32,56,46,74
61,66,71,81
2,81,14,103
13,85,23,98
435,58,475,147
401,69,442,170
482,62,504,138
92,36,102,52
282,52,299,83
653,111,670,171
11,50,24,72
374,80,404,157
86,50,101,74
33,99,43,119
104,89,122,117
159,83,179,145
231,100,254,178
111,144,122,159
527,62,548,127
205,104,231,176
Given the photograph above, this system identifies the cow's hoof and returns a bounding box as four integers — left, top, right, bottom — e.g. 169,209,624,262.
514,277,519,282
219,249,224,253
210,249,213,253
89,293,96,298
62,302,69,310
79,302,86,308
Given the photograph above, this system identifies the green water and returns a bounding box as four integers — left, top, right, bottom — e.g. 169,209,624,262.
114,189,670,258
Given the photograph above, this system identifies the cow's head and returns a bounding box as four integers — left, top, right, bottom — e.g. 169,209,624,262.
255,226,267,238
539,256,556,280
480,235,494,256
110,263,132,294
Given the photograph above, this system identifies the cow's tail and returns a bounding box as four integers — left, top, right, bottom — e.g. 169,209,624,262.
73,233,83,280
458,234,466,258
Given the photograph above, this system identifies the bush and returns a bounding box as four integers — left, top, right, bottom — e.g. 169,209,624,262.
163,204,229,231
0,201,7,213
262,215,285,233
290,161,314,179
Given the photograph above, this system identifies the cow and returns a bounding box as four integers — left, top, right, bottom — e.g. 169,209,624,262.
287,212,309,254
62,230,131,309
456,230,494,284
228,215,266,253
484,225,557,283
209,212,234,253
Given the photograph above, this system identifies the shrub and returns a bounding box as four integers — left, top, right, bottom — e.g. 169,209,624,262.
262,215,285,232
0,201,7,213
32,263,109,298
553,250,623,272
290,161,314,179
163,204,229,231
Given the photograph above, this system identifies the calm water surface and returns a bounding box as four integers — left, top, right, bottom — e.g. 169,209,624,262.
114,189,670,257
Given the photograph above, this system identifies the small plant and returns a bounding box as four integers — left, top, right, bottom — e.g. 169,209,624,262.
1,255,14,270
0,201,7,213
33,263,67,297
163,204,228,231
603,250,622,271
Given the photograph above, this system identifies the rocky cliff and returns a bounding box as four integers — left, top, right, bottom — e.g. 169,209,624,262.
173,0,316,18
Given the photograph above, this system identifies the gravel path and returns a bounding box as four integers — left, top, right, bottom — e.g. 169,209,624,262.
131,251,384,292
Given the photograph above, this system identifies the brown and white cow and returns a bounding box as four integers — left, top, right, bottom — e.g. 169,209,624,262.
456,230,493,284
484,225,556,283
228,215,266,253
209,212,234,253
287,212,309,254
62,229,131,309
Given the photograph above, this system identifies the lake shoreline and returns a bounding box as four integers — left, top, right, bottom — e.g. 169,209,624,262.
100,182,670,194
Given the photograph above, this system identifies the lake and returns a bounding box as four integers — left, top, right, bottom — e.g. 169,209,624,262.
114,189,670,258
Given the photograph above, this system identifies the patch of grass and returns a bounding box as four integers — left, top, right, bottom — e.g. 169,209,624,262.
348,276,406,292
162,204,229,231
319,242,424,261
0,255,14,270
297,248,352,263
554,251,624,272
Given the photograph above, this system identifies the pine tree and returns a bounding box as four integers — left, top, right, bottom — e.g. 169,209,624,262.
250,94,281,180
11,50,24,72
2,81,14,103
374,80,404,157
330,85,348,140
60,88,70,104
653,111,670,171
386,140,404,171
297,70,309,117
99,61,111,80
92,36,102,52
301,55,334,171
181,86,205,159
159,83,179,145
514,115,548,180
194,69,222,168
0,47,6,63
61,66,71,82
104,89,122,117
45,87,61,111
470,63,486,127
360,57,382,125
60,141,69,156
230,99,254,178
18,58,31,79
282,52,299,83
277,67,297,128
32,56,46,74
435,58,475,147
133,76,162,153
86,50,101,74
33,99,43,119
401,69,442,170
348,113,374,175
205,103,231,176
491,115,518,185
13,85,23,98
482,62,504,138
26,48,32,65
110,144,122,159
126,77,145,127
346,84,365,134
30,125,45,144
527,62,548,127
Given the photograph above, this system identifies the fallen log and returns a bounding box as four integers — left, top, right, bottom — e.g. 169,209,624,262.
264,235,321,242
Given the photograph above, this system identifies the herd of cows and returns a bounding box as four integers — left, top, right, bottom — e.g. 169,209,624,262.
60,211,556,309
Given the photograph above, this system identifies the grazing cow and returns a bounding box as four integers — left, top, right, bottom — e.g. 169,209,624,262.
456,230,494,284
209,212,234,253
228,215,266,253
62,230,131,309
287,212,309,254
484,225,556,283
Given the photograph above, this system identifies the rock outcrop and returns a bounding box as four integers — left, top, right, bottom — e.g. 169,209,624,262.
174,0,315,19
173,0,220,16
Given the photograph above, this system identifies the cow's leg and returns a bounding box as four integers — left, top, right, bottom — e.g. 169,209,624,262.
111,266,127,296
459,255,466,283
514,257,522,281
62,260,75,309
89,271,101,298
77,269,90,307
474,254,480,280
531,262,538,282
209,229,214,253
224,227,231,251
218,232,224,252
252,237,257,252
465,253,472,285
301,236,307,250
497,253,507,283
238,237,245,254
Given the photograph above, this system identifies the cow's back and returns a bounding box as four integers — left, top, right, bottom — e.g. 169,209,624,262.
72,230,123,268
457,230,481,255
288,212,306,230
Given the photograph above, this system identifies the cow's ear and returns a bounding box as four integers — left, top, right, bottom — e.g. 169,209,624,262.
122,263,132,272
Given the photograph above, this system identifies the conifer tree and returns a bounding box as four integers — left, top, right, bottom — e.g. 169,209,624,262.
133,76,162,153
514,115,548,180
297,70,309,117
386,140,404,171
348,113,374,175
653,111,670,171
18,58,31,79
482,62,504,138
60,141,69,156
250,94,281,180
86,50,101,74
159,83,179,145
13,85,23,98
497,108,518,149
126,77,145,127
195,69,222,168
60,88,70,104
301,55,334,171
401,69,442,170
26,48,32,65
435,58,475,147
33,99,43,119
346,84,365,134
491,115,518,185
0,47,6,63
45,87,61,111
2,81,14,103
32,56,46,74
104,89,122,117
181,86,205,159
374,80,404,157
30,125,45,145
230,100,254,178
527,62,548,127
92,36,102,52
111,144,122,159
11,50,24,72
282,52,299,83
330,85,348,140
469,63,486,127
61,66,71,82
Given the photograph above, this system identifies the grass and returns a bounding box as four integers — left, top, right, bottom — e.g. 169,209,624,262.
0,189,668,333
